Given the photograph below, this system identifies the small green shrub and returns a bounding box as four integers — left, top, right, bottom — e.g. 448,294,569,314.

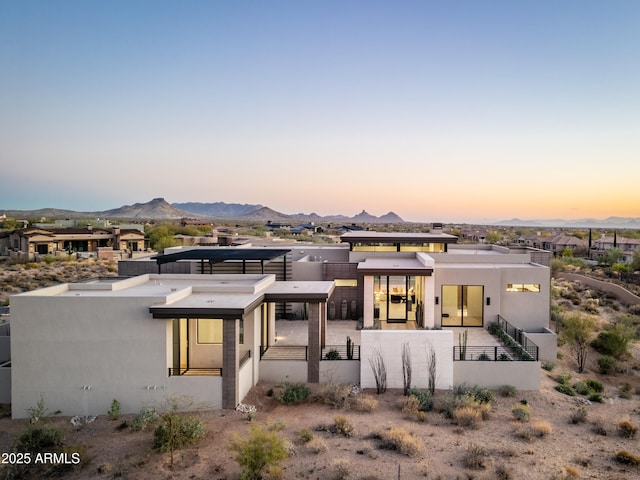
555,384,576,396
499,385,517,397
573,381,592,396
598,355,618,374
511,404,531,422
619,382,634,399
408,388,434,411
153,414,204,452
277,382,310,405
324,349,342,360
229,424,289,480
298,428,313,443
591,323,636,359
14,425,64,453
584,379,604,393
542,361,556,371
107,399,121,421
554,372,572,385
131,407,160,431
588,392,603,403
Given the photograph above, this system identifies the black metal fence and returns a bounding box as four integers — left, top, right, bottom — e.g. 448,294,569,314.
453,346,515,361
321,345,361,360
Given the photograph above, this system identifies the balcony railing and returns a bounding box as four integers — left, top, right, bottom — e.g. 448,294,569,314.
453,346,516,361
321,345,360,360
168,367,222,376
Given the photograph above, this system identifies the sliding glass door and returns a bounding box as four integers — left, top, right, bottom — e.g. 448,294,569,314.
441,285,483,327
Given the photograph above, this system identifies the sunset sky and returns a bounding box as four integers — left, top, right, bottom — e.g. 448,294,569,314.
1,1,639,223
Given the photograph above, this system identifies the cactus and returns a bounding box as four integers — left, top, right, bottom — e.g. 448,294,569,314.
346,336,354,360
459,329,468,360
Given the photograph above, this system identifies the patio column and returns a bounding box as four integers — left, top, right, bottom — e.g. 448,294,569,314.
307,302,321,383
424,275,435,328
320,302,326,348
363,275,374,328
268,303,276,345
222,317,239,409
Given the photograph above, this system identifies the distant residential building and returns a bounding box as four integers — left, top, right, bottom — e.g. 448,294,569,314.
540,234,588,256
592,234,640,263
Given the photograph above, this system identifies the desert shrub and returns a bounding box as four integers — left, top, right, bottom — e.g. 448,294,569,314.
438,385,494,419
306,436,328,454
555,384,576,396
107,398,121,420
588,392,604,403
619,382,634,399
563,465,581,478
277,382,310,405
269,419,286,432
408,388,433,411
570,406,588,424
153,414,204,452
14,425,64,452
531,421,553,437
330,458,351,480
618,419,638,438
349,394,378,413
597,355,618,374
324,349,342,360
573,381,592,396
320,383,349,409
542,361,556,371
584,379,604,392
456,384,495,404
463,443,487,470
400,395,421,418
555,372,572,385
375,426,423,456
591,322,636,359
615,450,640,465
298,428,313,443
499,385,517,397
591,417,608,436
131,407,159,431
452,406,482,428
229,424,289,480
495,464,513,480
332,416,354,437
511,404,531,422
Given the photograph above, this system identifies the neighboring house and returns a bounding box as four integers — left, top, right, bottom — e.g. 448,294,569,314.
540,234,588,256
591,235,640,264
3,227,145,260
10,229,555,418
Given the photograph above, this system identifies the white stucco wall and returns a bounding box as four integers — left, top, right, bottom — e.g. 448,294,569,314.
10,294,223,418
360,330,454,390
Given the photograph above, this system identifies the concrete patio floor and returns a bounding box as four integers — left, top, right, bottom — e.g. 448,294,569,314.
273,320,499,347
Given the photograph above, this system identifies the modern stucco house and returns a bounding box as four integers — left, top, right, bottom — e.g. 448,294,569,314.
10,229,556,418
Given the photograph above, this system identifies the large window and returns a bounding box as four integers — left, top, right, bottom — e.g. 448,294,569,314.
441,285,484,327
197,319,223,344
506,283,540,292
374,275,424,324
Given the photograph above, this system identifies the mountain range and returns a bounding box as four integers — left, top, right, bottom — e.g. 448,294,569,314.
1,198,405,224
3,198,639,228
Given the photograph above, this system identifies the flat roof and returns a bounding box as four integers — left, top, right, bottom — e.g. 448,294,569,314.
154,248,291,265
357,257,433,276
341,231,457,244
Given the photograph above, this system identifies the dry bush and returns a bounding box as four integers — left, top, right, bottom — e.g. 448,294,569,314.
330,458,351,480
531,421,553,437
452,406,482,429
495,463,513,480
375,426,423,456
618,418,638,438
615,450,640,465
332,416,354,437
463,443,487,470
569,406,588,424
591,417,608,436
306,437,328,454
349,394,378,413
400,395,421,419
320,383,350,409
563,466,581,478
511,403,531,422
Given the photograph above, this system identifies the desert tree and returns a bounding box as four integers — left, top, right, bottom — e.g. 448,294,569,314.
401,342,412,395
561,313,596,373
368,347,387,394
